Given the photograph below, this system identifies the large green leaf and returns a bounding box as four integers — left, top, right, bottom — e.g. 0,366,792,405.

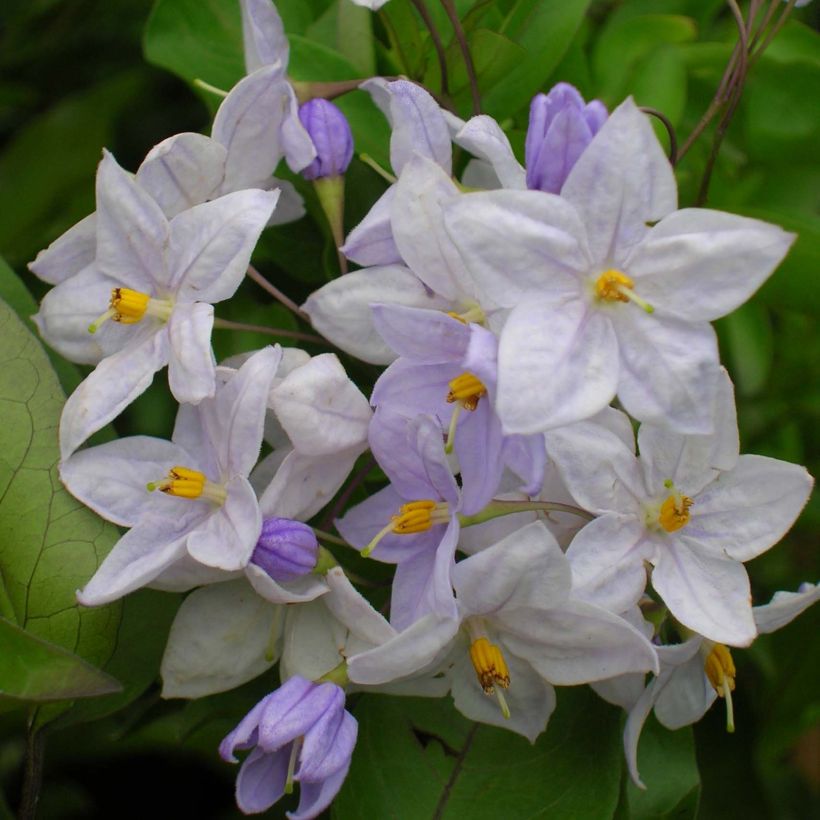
480,0,591,119
0,296,122,705
0,617,119,702
333,687,623,819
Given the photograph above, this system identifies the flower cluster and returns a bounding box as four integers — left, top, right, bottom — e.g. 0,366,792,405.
29,0,815,816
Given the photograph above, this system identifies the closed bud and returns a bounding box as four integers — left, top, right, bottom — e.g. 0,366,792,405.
525,82,608,194
251,517,318,581
298,98,354,180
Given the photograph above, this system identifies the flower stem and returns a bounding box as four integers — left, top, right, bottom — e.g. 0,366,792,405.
312,528,351,548
18,724,45,820
411,0,450,98
439,0,481,115
212,318,325,344
458,499,594,528
245,264,309,322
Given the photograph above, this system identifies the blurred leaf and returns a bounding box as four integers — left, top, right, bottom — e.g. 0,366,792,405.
763,20,820,68
333,687,622,819
0,71,145,268
143,0,244,90
631,45,688,128
718,302,774,398
624,715,700,819
337,0,375,77
0,617,120,702
593,14,696,106
0,297,122,711
481,0,591,119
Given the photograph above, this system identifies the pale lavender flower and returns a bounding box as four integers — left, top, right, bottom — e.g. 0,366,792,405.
298,99,354,180
252,517,319,581
220,676,357,818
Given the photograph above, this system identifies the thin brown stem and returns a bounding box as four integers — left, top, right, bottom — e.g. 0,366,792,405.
245,264,309,322
18,726,45,820
411,0,450,97
749,0,784,52
212,318,325,344
749,0,797,65
641,107,679,164
440,0,481,115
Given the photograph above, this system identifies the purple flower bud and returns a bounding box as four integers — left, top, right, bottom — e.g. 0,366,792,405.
525,82,608,194
220,676,357,816
251,517,318,582
298,99,354,180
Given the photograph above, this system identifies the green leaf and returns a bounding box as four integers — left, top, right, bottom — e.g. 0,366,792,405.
624,715,700,819
0,617,120,702
480,0,591,119
333,687,623,819
630,45,688,128
143,0,244,90
336,0,375,77
0,296,122,709
717,302,773,398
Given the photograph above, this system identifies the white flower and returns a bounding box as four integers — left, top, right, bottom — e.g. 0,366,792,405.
443,98,795,434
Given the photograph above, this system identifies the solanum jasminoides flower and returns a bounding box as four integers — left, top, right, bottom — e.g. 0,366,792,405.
34,151,278,459
298,99,354,180
444,98,795,434
547,374,813,646
220,675,357,818
61,347,281,606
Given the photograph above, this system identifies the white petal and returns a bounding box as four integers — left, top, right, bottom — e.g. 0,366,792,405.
303,266,452,364
167,302,216,404
95,150,169,292
77,509,201,606
652,653,714,730
687,455,812,562
450,646,555,743
161,579,280,698
29,213,97,285
59,436,193,527
136,133,226,218
324,567,396,647
625,209,795,321
391,154,474,301
150,557,239,591
245,563,328,605
653,537,756,646
454,115,526,189
168,188,279,302
613,311,720,434
443,189,588,310
754,583,820,634
186,476,262,570
266,178,305,225
280,599,350,682
497,297,618,433
341,187,401,267
561,98,677,263
269,354,371,456
59,328,169,459
241,0,289,73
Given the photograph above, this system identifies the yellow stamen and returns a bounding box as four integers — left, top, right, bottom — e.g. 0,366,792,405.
146,466,226,505
703,643,736,733
446,305,486,325
470,637,511,693
447,372,486,410
658,494,693,533
594,269,654,313
89,287,173,333
360,500,450,557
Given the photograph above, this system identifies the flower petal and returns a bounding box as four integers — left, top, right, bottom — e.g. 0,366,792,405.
236,747,289,814
371,304,470,364
167,302,216,404
29,213,97,285
241,0,289,74
341,186,401,267
454,115,526,189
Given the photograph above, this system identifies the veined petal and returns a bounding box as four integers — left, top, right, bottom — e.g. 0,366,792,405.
246,563,328,605
59,435,193,527
443,189,588,310
168,188,279,302
391,154,473,301
186,476,262,570
167,302,216,404
303,266,452,364
77,509,202,606
59,328,169,460
456,402,505,516
95,150,168,292
363,79,451,175
291,762,351,820
298,705,355,782
235,748,288,814
450,646,555,743
625,209,795,321
686,455,812,562
270,354,371,456
241,0,289,74
280,84,318,173
266,178,305,225
341,186,401,267
754,584,820,634
530,106,594,196
497,297,618,433
29,213,97,285
454,115,526,189
653,536,756,646
160,579,281,698
561,97,676,263
136,133,226,218
613,312,720,434
324,567,396,647
652,652,714,730
371,304,470,363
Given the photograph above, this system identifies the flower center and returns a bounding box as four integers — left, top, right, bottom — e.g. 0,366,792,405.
146,466,227,505
444,372,487,454
658,493,693,533
468,634,511,719
702,642,736,733
88,287,174,333
594,269,654,313
361,500,451,557
446,304,486,325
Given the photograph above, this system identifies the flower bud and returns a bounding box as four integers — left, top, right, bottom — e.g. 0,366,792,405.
251,517,318,582
525,82,608,194
298,98,354,180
